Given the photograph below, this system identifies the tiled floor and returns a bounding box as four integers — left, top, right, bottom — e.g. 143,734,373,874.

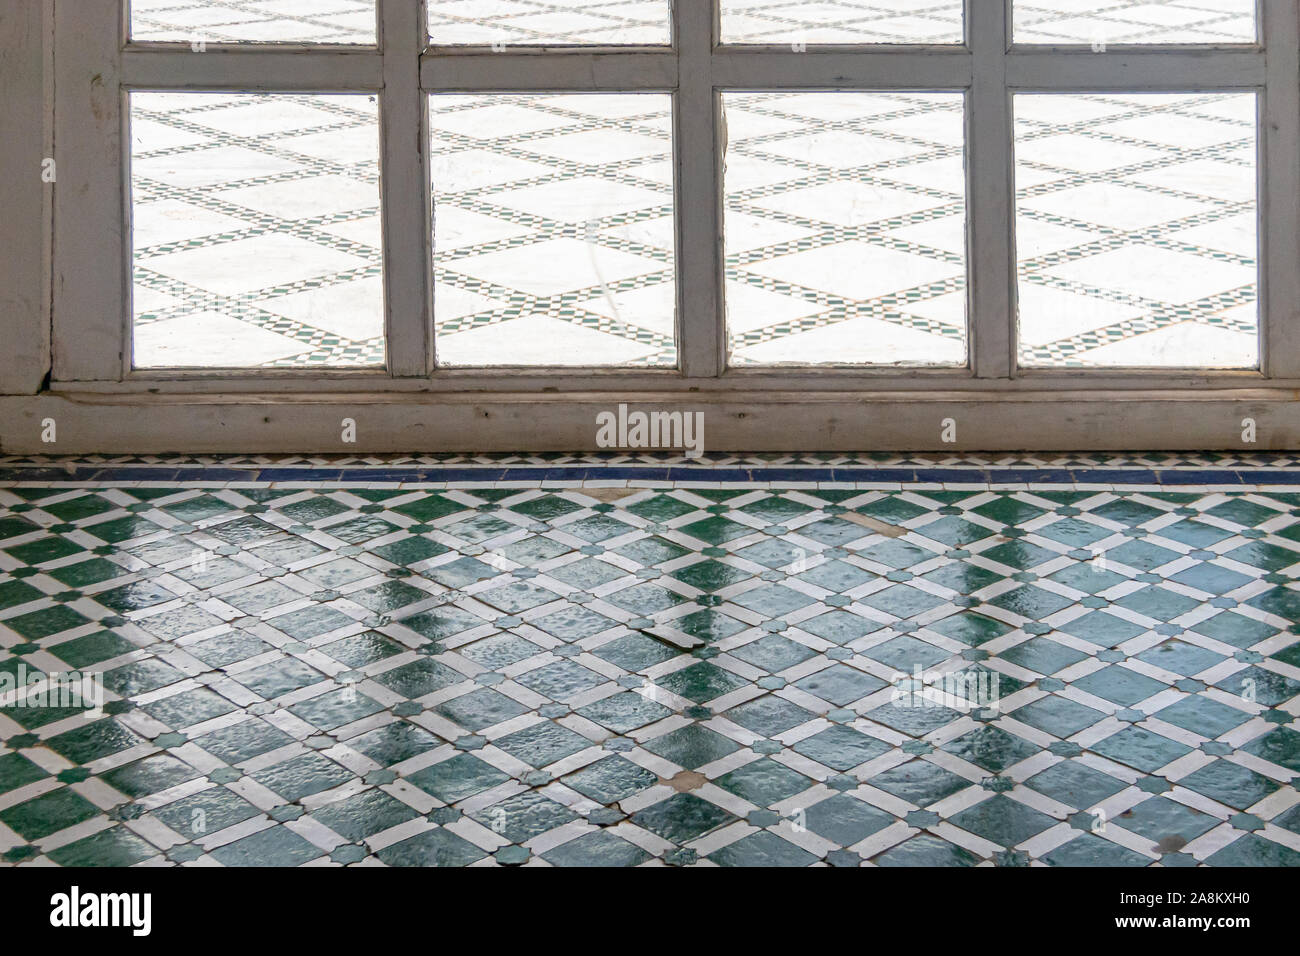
1,456,1298,867
126,0,1259,370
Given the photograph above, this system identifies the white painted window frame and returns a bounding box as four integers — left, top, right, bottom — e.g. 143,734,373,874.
5,0,1300,453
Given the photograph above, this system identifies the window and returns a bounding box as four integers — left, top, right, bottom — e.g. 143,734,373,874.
129,0,380,44
27,1,1300,449
429,0,672,46
430,91,678,367
129,91,386,369
1014,91,1259,369
1013,1,1257,45
720,0,966,45
722,90,969,367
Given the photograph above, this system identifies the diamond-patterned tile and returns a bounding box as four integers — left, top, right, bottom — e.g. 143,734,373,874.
2,470,1297,869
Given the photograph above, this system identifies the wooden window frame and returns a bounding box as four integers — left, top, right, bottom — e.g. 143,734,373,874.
3,0,1300,453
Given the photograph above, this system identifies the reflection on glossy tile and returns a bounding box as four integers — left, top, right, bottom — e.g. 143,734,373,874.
3,468,1300,866
1015,93,1258,368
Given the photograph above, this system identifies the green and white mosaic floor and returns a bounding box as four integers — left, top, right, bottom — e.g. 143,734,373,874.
127,0,1259,370
2,459,1299,867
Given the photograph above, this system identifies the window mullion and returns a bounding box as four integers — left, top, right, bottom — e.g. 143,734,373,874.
1261,0,1300,378
120,49,384,89
380,0,433,376
676,0,722,379
967,0,1014,380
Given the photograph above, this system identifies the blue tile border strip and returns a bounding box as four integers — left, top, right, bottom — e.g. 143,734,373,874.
2,464,1300,484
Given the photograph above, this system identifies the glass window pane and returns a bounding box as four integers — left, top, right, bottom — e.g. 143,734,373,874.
723,92,967,366
428,1,671,45
130,93,385,369
721,1,964,45
1014,93,1258,369
431,94,676,367
1014,1,1256,45
130,0,377,44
